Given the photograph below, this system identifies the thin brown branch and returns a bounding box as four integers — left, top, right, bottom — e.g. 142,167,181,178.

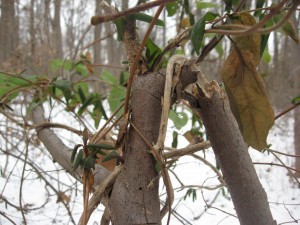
270,151,300,185
206,1,298,36
91,0,175,25
0,211,17,225
91,102,124,144
123,3,165,115
164,141,211,159
275,101,300,120
253,162,300,174
78,165,123,225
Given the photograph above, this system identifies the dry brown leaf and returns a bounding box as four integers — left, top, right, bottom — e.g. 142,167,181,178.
221,12,274,151
56,191,71,204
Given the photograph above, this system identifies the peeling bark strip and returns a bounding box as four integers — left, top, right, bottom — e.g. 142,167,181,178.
184,82,276,225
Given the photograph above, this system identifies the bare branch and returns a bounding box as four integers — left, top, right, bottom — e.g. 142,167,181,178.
91,0,175,25
164,141,211,159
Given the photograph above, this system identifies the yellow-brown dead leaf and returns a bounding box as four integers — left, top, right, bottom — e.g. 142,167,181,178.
221,12,274,151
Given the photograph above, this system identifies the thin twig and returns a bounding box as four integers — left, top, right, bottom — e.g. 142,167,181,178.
164,141,211,159
78,165,123,224
91,0,175,25
91,102,124,144
275,101,300,120
270,151,300,185
123,3,166,115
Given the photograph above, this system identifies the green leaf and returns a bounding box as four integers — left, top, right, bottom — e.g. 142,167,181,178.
102,150,119,162
108,86,125,114
131,13,165,26
101,70,118,85
77,86,86,103
71,144,83,163
114,18,125,41
183,188,197,202
215,41,224,57
77,94,94,116
254,0,265,16
73,149,83,171
155,161,162,172
81,156,96,169
53,80,73,103
119,71,129,85
172,131,178,148
196,1,218,9
191,12,219,54
169,110,188,130
166,2,178,17
291,96,300,104
262,48,271,64
87,143,116,150
272,4,299,43
145,38,162,69
75,63,88,76
94,95,108,120
50,59,72,71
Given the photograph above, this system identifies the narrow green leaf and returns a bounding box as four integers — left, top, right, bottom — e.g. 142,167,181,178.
254,0,265,16
166,2,178,17
77,86,86,103
71,144,83,163
87,143,116,150
172,131,178,148
131,13,165,26
145,38,162,69
53,80,73,102
155,161,162,172
94,97,108,120
102,150,119,162
81,156,96,169
272,4,299,43
114,18,125,41
77,94,94,116
291,96,300,104
73,149,83,171
196,1,218,9
191,12,219,54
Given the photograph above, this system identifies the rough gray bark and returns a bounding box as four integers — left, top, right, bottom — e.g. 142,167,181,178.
52,0,63,58
109,71,165,224
184,82,276,225
0,0,17,65
31,105,110,189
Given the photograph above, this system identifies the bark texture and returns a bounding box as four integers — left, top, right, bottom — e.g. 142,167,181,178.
109,71,165,224
185,82,276,225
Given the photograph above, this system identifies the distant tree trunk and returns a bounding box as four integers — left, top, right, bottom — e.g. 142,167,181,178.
52,0,63,58
0,0,17,67
93,0,102,74
289,14,300,178
29,0,36,63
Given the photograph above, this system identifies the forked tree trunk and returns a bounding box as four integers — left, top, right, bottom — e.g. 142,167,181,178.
185,81,276,225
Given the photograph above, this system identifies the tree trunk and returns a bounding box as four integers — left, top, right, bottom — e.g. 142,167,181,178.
185,81,276,225
0,0,17,66
109,71,165,224
52,0,63,58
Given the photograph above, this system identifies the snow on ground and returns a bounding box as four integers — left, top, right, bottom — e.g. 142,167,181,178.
1,107,299,224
